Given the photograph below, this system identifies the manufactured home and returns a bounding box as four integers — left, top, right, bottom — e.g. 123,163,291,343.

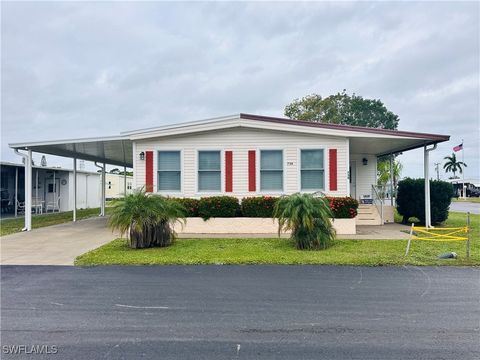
9,113,450,231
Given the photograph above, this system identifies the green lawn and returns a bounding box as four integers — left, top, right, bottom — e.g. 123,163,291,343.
0,208,108,236
75,212,479,267
452,197,480,203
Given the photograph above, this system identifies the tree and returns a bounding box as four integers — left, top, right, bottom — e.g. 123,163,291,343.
443,153,467,179
108,190,186,249
273,193,335,250
377,156,403,191
284,90,400,130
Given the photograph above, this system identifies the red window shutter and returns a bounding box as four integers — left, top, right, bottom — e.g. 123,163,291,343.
329,149,337,191
225,151,233,192
248,150,256,192
145,151,154,193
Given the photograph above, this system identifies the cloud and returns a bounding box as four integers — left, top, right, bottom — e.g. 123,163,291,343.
1,1,479,179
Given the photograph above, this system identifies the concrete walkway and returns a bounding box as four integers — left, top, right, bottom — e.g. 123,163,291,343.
0,217,118,265
349,223,411,240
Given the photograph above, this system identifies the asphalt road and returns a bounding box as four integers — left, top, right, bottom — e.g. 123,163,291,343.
1,266,479,360
450,201,480,214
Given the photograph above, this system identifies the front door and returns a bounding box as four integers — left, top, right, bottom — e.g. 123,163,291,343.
349,161,356,199
45,179,60,207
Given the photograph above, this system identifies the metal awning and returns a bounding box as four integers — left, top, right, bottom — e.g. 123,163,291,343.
9,136,133,167
349,137,443,156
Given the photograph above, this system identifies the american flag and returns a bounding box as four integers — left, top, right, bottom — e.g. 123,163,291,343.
453,143,463,152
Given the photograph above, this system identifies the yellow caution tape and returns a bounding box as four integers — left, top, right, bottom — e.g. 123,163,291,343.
412,226,469,242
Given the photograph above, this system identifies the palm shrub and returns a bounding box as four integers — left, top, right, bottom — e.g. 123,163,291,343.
108,190,186,249
274,193,336,250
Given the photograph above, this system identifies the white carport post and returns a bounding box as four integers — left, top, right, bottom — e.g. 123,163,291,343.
14,167,18,217
94,162,105,216
389,154,394,206
73,158,77,222
102,163,106,216
26,150,32,230
14,149,32,230
424,144,437,228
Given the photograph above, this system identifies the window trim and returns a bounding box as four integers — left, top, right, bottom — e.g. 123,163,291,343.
156,149,184,194
297,147,327,192
257,148,285,194
196,149,224,194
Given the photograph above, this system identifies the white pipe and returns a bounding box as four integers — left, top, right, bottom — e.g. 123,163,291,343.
14,149,31,231
424,144,437,228
73,158,77,222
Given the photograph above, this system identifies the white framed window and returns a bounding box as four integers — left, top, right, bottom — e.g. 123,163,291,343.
157,151,181,191
300,149,324,191
260,150,283,191
198,151,221,192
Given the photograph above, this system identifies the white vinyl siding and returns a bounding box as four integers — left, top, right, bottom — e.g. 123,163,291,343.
300,149,324,191
349,153,377,201
134,127,349,197
157,151,181,191
198,151,221,192
260,150,283,191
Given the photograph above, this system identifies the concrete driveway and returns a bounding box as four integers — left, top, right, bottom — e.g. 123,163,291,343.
0,217,118,265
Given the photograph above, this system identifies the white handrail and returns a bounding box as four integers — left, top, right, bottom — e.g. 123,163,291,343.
371,185,384,224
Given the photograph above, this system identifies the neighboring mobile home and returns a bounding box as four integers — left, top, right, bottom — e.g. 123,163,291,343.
0,162,134,216
105,173,133,199
0,161,101,215
9,113,450,230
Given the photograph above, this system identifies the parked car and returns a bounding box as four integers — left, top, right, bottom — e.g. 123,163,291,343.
467,188,480,197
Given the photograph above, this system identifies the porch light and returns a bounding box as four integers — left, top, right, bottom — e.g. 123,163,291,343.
139,152,145,161
362,158,368,166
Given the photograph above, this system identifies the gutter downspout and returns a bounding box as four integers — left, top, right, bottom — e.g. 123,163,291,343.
424,143,437,228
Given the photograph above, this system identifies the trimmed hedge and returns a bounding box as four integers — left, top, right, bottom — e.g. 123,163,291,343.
326,197,359,219
172,195,358,219
396,178,454,225
241,196,278,217
198,196,240,220
172,198,200,217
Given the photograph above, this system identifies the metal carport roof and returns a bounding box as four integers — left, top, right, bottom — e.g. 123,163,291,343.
9,136,133,167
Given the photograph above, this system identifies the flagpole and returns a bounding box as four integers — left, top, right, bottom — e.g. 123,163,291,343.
462,139,466,199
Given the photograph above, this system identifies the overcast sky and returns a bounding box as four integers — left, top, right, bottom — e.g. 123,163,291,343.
2,1,479,179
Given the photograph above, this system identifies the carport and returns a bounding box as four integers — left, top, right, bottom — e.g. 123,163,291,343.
9,136,133,231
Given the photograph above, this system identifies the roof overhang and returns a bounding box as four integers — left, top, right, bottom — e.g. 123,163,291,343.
8,113,449,163
9,136,133,167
